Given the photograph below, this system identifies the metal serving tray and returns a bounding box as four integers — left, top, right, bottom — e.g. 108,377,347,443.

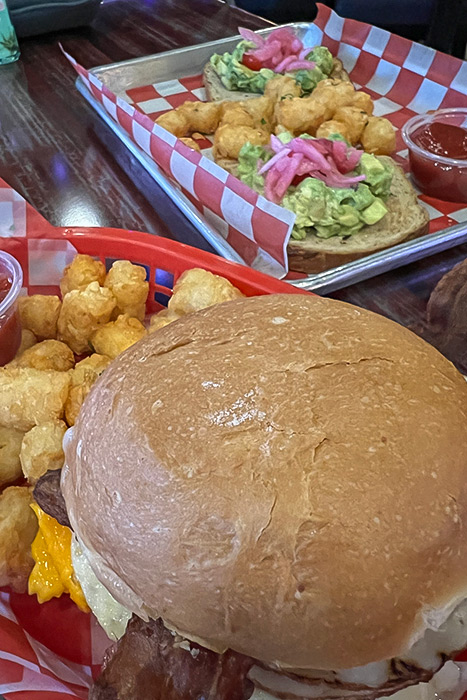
76,26,467,293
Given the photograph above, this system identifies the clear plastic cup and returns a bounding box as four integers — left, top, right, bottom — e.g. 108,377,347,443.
401,108,467,203
0,251,23,365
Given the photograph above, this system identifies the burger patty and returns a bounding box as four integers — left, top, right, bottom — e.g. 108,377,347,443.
90,614,440,700
90,615,255,700
33,469,71,528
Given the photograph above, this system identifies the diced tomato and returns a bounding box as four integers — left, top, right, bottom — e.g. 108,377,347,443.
242,54,263,71
292,173,308,186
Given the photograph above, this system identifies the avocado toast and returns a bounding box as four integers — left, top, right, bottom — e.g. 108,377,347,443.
218,136,429,274
286,159,429,273
204,27,351,103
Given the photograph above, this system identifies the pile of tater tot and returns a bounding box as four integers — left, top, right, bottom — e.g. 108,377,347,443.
0,256,243,593
156,74,396,161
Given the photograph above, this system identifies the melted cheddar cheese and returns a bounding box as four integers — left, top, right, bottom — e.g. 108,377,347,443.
28,503,89,612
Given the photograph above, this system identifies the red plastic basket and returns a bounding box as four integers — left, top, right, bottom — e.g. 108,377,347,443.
1,226,311,303
0,225,311,700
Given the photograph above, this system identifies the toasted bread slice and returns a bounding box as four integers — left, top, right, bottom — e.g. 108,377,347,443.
218,156,430,274
203,57,351,102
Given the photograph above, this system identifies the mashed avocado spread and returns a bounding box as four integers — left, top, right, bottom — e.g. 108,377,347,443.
210,42,334,96
237,139,393,240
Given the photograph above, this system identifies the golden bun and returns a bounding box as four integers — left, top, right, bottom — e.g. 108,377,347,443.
62,295,467,671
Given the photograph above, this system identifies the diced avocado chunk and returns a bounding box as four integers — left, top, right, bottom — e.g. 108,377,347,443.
359,198,388,225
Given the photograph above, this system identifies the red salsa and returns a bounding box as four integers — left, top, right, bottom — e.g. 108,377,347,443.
409,121,467,202
0,272,13,304
0,266,21,366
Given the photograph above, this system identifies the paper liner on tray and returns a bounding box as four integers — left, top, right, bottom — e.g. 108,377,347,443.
66,3,467,279
63,47,295,279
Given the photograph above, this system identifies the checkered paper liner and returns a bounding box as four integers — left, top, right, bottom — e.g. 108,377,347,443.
0,588,104,699
0,182,95,700
68,2,467,273
0,185,51,242
64,50,295,279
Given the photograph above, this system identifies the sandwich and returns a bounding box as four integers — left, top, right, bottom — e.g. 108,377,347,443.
219,133,429,273
204,27,350,102
158,49,424,275
32,293,467,700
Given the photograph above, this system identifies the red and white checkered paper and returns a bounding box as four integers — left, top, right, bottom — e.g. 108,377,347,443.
64,49,295,279
0,588,107,698
67,3,467,277
0,184,98,699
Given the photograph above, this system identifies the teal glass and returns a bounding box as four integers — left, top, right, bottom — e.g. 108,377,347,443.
0,0,19,65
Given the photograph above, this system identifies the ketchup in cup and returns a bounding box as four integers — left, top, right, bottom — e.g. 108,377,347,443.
402,108,467,203
0,251,23,366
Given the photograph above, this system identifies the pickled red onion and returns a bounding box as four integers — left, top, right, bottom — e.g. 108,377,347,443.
258,148,292,175
252,40,282,63
291,38,302,52
291,138,331,172
275,152,304,200
258,136,365,203
331,139,362,173
285,60,316,71
274,55,298,74
270,134,286,153
238,27,265,47
240,25,317,74
298,47,313,60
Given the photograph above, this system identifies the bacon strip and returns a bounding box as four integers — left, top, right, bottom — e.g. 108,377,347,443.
90,616,254,700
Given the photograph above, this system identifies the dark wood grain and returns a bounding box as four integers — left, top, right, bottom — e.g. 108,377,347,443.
0,0,270,241
0,0,465,372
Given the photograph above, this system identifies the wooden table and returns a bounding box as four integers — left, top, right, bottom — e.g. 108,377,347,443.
0,0,465,372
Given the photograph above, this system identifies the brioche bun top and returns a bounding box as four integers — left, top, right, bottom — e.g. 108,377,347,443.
62,294,467,671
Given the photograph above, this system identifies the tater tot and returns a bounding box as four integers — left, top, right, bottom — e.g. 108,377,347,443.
0,486,38,592
214,124,269,160
13,340,75,372
0,367,70,432
65,354,111,427
104,260,149,322
155,110,189,137
148,309,180,333
241,96,275,131
16,329,37,357
177,101,221,134
91,314,147,360
57,282,116,355
352,91,374,116
71,352,111,382
312,78,356,110
180,138,201,152
219,105,256,128
60,254,106,297
331,57,352,83
0,426,24,486
20,419,67,484
333,106,370,145
361,116,396,156
276,96,331,136
168,268,244,317
18,295,61,340
315,119,353,143
264,75,301,102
